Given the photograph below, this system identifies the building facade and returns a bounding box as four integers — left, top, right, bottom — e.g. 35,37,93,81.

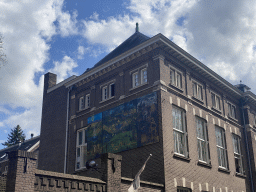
38,27,256,191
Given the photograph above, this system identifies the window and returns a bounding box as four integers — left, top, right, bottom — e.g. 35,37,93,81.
76,129,87,169
79,94,90,111
172,106,188,157
192,81,203,100
211,93,221,110
228,103,236,119
254,114,256,126
196,117,210,163
177,187,192,192
132,72,139,87
170,68,182,89
132,68,147,88
232,135,243,174
102,82,115,101
141,68,147,84
215,126,228,169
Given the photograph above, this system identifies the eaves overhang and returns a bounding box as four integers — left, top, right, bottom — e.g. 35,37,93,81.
64,33,243,99
157,34,243,98
244,91,256,107
64,34,163,88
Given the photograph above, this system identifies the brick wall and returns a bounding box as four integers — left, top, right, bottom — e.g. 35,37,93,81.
34,169,106,192
0,174,6,192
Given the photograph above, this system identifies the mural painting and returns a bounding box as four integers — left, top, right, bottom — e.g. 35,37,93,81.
85,92,158,160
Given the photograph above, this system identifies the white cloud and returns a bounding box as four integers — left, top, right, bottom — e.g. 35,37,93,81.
50,56,78,83
77,45,89,59
0,0,78,138
81,0,256,93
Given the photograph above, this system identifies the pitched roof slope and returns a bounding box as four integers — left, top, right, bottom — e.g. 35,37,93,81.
0,136,40,162
84,32,150,73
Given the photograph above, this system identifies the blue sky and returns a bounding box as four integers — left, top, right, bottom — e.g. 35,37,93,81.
1,0,256,150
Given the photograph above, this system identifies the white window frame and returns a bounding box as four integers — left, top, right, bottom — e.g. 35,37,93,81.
215,126,228,169
228,102,236,119
130,64,148,89
172,106,188,157
211,92,221,110
170,66,182,89
192,81,203,100
79,94,90,111
196,117,210,163
85,94,90,108
79,96,85,111
76,128,87,170
232,134,243,174
101,80,115,101
141,68,147,84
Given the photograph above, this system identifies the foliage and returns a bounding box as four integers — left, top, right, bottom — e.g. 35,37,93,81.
2,125,26,147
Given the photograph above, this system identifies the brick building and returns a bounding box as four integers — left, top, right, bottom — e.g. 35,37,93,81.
38,25,256,192
0,135,40,175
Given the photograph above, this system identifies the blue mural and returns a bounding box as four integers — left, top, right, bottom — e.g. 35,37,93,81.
85,92,158,160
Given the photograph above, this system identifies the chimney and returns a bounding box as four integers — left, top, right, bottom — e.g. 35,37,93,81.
31,133,34,138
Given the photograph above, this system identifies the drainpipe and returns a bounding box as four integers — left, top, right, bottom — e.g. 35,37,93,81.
64,87,71,174
241,99,254,192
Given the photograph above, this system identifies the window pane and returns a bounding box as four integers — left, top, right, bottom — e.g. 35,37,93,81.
110,84,115,97
177,73,181,88
215,128,223,147
232,106,236,118
79,131,83,145
212,94,216,107
170,70,175,85
77,148,80,157
173,108,183,131
174,131,184,155
142,69,147,83
198,85,202,100
193,83,197,97
216,96,220,110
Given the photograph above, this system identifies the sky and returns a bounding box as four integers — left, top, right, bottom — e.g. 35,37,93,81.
0,0,256,150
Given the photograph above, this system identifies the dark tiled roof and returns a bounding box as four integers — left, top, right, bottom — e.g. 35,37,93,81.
84,32,150,73
0,136,40,162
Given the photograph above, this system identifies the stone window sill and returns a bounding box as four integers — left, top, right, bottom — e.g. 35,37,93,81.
211,107,222,114
129,82,148,91
99,96,115,104
197,160,212,169
192,96,204,104
169,84,184,93
235,172,246,178
218,167,230,174
173,153,190,162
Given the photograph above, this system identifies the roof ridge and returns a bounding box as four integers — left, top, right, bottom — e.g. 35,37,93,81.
0,135,40,153
83,31,150,74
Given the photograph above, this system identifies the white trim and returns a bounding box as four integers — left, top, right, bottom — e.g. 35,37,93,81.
27,141,40,152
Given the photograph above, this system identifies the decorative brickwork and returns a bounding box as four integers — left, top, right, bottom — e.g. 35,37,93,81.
34,169,106,192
